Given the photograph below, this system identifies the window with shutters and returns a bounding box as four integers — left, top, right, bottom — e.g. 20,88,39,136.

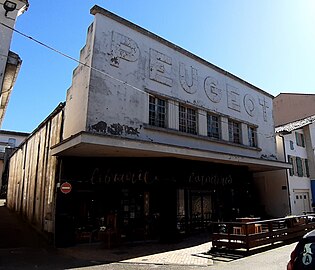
288,155,294,176
296,157,303,177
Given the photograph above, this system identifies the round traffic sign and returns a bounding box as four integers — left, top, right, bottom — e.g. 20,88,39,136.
60,182,72,194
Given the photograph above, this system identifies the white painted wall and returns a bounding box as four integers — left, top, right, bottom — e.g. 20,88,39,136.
63,24,94,138
0,131,28,190
63,9,277,160
281,129,312,215
0,0,27,95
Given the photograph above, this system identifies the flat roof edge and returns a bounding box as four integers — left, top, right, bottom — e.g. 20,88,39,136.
90,5,273,99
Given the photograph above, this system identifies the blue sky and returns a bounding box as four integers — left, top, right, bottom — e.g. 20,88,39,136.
3,0,315,132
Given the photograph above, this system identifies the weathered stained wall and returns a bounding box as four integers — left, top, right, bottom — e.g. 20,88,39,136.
253,170,290,217
62,7,277,159
63,24,94,139
7,103,64,237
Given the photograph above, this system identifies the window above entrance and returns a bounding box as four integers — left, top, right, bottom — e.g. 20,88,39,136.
149,95,167,128
228,119,241,144
179,104,197,135
207,113,220,139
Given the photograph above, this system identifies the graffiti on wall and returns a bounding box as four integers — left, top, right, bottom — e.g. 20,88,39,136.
90,121,140,136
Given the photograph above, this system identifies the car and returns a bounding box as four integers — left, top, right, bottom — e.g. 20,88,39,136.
287,229,315,270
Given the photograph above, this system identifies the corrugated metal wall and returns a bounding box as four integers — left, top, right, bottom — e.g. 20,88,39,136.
7,103,64,236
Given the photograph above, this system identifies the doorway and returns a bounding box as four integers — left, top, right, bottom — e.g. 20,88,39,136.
294,190,311,214
190,191,212,231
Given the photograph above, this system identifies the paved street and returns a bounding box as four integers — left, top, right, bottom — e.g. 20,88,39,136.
59,241,296,270
211,242,295,269
0,199,296,269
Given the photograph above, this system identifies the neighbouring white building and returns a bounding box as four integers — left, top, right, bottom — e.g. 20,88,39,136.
274,93,315,215
0,129,28,196
7,6,290,247
0,0,28,126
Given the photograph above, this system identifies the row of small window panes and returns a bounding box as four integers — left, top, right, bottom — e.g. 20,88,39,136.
287,155,310,177
149,96,166,128
149,95,257,146
295,194,307,200
179,105,197,135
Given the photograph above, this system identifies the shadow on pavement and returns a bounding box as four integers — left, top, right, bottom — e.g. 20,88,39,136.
0,199,213,268
207,238,299,263
0,200,111,269
60,231,212,264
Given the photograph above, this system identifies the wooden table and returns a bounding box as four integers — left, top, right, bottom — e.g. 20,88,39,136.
235,217,261,234
98,229,120,248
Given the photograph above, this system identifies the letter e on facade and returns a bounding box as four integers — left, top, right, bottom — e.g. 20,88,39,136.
227,84,241,112
149,48,172,87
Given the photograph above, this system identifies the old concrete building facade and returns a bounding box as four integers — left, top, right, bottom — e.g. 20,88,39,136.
7,6,290,246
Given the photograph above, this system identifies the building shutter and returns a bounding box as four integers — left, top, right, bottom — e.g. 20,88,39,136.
288,155,294,176
296,157,303,177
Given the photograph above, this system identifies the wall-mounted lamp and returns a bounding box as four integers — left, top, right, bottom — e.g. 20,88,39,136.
3,1,17,17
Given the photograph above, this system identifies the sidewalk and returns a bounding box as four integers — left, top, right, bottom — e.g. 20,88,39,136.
0,199,47,249
0,199,213,267
60,234,214,267
0,199,295,269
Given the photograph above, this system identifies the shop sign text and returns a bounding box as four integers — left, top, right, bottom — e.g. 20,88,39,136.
109,31,270,122
90,168,158,185
188,172,233,186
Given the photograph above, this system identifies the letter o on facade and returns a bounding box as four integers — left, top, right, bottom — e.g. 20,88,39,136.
244,94,256,117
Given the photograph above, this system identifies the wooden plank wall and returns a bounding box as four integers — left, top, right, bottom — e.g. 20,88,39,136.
7,103,64,236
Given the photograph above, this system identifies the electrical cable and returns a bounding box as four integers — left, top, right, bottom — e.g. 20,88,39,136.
0,21,276,139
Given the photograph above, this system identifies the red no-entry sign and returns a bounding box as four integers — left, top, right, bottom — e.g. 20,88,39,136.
60,182,72,194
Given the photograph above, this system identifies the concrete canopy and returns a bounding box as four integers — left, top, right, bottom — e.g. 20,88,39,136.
51,131,291,173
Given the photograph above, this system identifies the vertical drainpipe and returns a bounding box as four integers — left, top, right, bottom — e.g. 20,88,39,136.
279,133,292,215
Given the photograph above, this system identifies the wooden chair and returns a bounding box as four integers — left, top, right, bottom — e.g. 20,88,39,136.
233,226,242,234
99,213,120,248
255,224,262,233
